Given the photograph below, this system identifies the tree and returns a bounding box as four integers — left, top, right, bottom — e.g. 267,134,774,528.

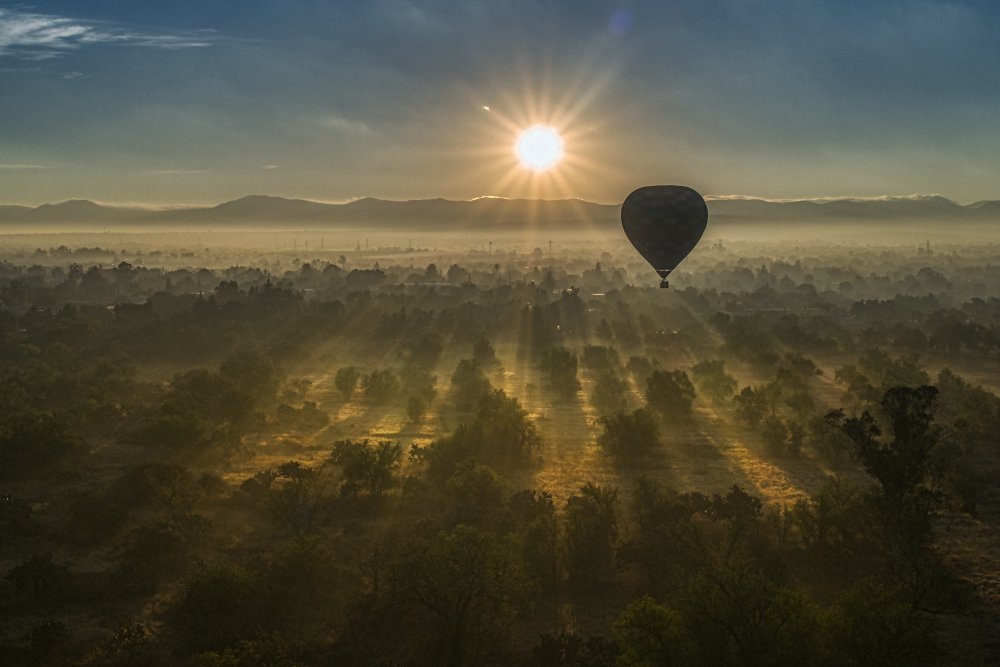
787,420,805,456
169,562,268,652
331,439,403,500
614,596,691,666
777,352,823,387
407,394,429,424
681,562,819,666
565,483,619,585
760,415,789,456
857,349,930,390
827,385,944,551
645,370,696,420
129,366,264,451
450,359,492,411
345,268,385,289
416,389,540,480
362,369,400,403
836,364,880,407
447,263,470,284
335,366,360,400
539,347,581,400
783,390,815,419
472,335,501,370
118,521,193,593
530,632,619,667
733,386,771,427
444,461,509,526
263,461,331,536
591,371,629,415
828,579,936,666
627,356,656,386
597,409,661,460
107,463,201,517
275,401,329,432
389,526,529,667
596,318,614,342
219,350,280,402
807,414,853,468
789,477,868,554
23,618,70,664
6,553,69,604
510,490,559,589
402,333,444,368
0,411,79,477
582,345,622,375
691,360,738,405
401,366,437,399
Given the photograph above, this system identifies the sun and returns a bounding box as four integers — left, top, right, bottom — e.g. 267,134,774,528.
515,125,563,171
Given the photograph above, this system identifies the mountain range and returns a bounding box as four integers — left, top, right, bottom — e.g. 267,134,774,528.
0,194,997,229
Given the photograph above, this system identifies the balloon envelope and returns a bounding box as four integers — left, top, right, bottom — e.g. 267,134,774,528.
621,185,708,287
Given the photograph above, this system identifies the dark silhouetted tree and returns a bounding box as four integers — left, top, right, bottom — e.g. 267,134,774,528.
565,483,619,586
614,596,691,666
332,439,403,500
450,359,492,411
407,394,429,424
828,386,945,553
362,369,400,403
691,360,738,405
733,385,771,427
597,408,661,461
335,366,360,400
389,526,529,667
645,370,696,420
540,346,580,400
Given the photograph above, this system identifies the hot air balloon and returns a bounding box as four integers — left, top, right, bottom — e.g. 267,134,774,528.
621,185,708,288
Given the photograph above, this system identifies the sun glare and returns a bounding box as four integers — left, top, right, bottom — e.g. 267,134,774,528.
515,125,563,171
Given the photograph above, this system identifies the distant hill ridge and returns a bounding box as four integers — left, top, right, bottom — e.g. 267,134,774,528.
1,194,998,228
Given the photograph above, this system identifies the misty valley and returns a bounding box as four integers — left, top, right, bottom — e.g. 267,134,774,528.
2,228,1000,666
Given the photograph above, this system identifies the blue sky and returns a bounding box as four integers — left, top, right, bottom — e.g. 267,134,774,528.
1,0,999,205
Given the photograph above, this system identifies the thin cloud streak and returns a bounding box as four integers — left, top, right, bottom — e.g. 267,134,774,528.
0,8,213,59
0,163,47,170
145,169,209,176
321,115,374,136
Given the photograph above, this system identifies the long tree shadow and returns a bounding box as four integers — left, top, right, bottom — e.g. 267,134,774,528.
685,404,843,507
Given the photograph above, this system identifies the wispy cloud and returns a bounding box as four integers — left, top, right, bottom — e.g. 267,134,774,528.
0,8,214,60
0,163,47,170
145,169,209,176
321,115,374,135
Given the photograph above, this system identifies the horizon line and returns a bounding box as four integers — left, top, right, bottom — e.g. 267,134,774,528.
1,191,993,210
